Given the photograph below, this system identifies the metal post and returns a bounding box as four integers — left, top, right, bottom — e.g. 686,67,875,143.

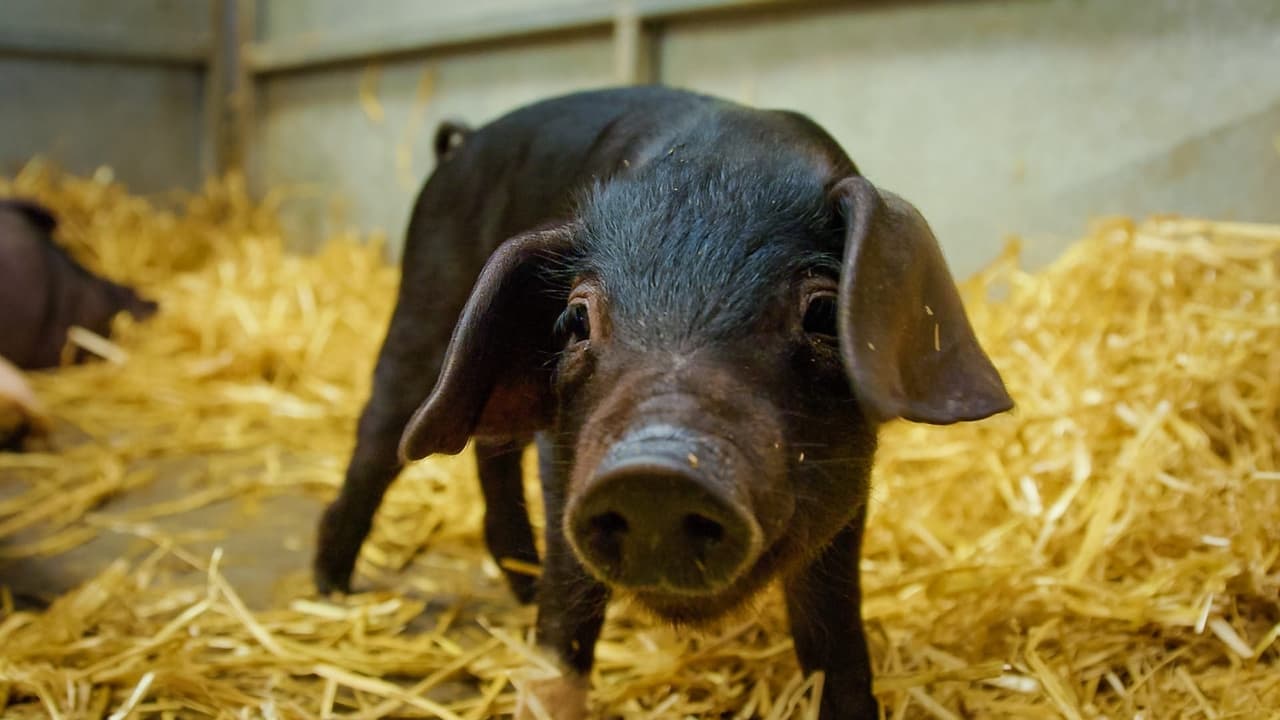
229,0,256,180
614,0,657,85
201,0,228,178
203,0,255,179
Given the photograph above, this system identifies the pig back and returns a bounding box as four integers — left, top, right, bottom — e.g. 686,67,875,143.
388,88,723,381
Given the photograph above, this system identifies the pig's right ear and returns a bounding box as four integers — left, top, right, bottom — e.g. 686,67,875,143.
398,223,576,462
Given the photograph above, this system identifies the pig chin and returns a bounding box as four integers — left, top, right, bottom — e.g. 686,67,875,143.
625,540,793,626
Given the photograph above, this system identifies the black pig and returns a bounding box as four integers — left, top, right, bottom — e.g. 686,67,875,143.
315,87,1012,719
0,199,157,370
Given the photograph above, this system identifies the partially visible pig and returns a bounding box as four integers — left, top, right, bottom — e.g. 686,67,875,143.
0,199,157,370
315,87,1013,719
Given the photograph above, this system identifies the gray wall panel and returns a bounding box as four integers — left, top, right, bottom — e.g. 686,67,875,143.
4,0,1276,275
259,0,593,42
0,0,209,192
0,58,204,192
660,0,1280,275
257,33,615,253
4,0,208,37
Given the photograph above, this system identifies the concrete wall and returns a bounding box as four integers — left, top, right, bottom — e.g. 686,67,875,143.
256,31,616,250
259,0,590,41
0,0,211,192
3,0,1277,275
3,0,207,36
661,0,1280,274
251,0,1280,275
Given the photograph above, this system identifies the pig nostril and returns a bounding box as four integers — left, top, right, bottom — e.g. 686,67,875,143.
591,511,629,538
682,513,724,547
584,511,629,572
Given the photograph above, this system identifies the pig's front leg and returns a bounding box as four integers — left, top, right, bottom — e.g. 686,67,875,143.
475,438,540,604
517,451,610,720
784,507,879,720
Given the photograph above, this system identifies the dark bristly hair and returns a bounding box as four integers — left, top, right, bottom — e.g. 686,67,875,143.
564,112,844,349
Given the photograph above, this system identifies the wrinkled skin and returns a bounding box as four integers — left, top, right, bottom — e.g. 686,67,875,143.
552,288,874,625
316,87,1012,719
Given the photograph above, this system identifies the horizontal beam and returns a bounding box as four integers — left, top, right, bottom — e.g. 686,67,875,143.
247,0,785,75
0,28,210,67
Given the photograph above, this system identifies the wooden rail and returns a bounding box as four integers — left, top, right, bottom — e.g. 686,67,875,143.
245,0,784,75
0,28,210,67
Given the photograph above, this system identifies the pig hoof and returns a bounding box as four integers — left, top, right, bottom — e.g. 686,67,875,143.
515,674,588,720
313,504,360,595
312,566,350,596
312,548,355,595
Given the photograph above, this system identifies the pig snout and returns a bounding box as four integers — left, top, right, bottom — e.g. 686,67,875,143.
566,425,763,594
122,289,159,321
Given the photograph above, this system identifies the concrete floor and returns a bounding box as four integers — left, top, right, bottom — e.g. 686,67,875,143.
0,441,514,615
0,454,326,610
0,434,530,708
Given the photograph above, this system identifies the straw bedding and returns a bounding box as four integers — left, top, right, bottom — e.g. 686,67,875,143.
0,162,1277,718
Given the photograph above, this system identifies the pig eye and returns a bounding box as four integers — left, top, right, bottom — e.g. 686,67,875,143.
555,301,591,345
802,292,839,339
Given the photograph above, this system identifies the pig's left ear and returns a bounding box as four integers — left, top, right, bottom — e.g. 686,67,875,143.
831,176,1012,425
399,223,576,461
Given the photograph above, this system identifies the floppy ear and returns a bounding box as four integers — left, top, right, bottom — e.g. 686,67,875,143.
399,223,575,461
831,176,1012,425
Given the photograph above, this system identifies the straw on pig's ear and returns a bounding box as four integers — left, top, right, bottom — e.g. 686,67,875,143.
831,176,1012,425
